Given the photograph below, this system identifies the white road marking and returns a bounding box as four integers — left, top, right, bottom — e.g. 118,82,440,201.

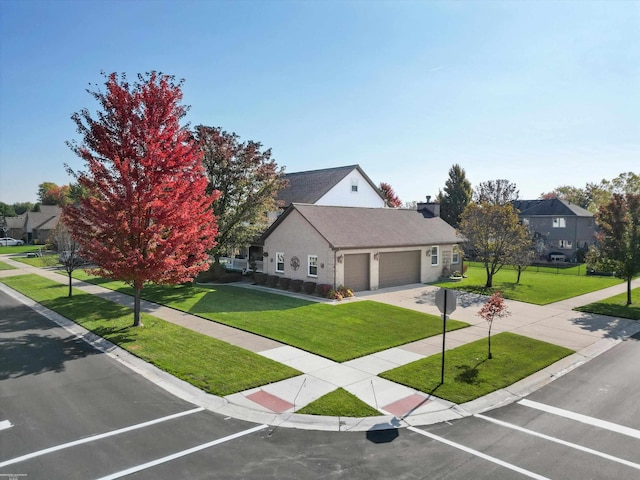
407,426,550,480
96,424,269,480
476,413,640,471
0,420,13,431
518,399,640,440
0,407,204,468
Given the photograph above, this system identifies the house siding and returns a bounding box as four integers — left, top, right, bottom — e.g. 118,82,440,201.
262,210,335,285
316,169,386,208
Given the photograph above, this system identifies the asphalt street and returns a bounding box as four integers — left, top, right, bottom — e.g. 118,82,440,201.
1,290,639,479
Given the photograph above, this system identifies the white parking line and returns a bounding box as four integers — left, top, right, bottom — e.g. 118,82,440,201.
0,420,13,431
518,399,640,440
96,424,269,480
0,407,204,468
476,413,640,471
407,426,550,480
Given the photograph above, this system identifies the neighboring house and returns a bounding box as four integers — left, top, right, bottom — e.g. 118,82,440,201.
0,205,62,244
259,202,461,291
512,199,596,262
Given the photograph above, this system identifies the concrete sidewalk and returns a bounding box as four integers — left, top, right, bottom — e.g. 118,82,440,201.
2,254,639,431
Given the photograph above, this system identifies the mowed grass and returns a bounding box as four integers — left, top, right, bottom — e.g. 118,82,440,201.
380,332,574,404
69,271,469,362
576,287,640,320
0,245,40,254
435,263,622,305
297,388,381,417
0,261,16,270
1,274,300,396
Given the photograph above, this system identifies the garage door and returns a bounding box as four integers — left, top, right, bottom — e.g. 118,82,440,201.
344,253,370,291
379,251,421,289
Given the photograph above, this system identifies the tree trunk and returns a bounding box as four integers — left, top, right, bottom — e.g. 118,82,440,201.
485,272,493,288
488,321,493,359
516,267,522,284
133,284,143,327
67,272,73,298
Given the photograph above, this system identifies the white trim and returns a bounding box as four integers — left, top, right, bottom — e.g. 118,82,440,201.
430,246,439,266
307,255,318,277
275,252,285,273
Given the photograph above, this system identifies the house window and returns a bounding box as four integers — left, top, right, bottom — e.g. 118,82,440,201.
552,217,566,228
308,255,318,277
559,240,572,249
430,246,439,266
276,252,285,272
351,178,358,193
452,245,459,264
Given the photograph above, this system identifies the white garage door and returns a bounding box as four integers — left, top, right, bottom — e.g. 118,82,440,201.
344,253,370,291
379,251,421,289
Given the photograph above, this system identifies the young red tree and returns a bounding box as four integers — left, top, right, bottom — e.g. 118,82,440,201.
379,182,402,208
477,291,510,359
64,72,218,327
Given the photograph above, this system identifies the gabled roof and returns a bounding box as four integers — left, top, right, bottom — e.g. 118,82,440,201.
25,205,62,230
262,204,460,249
4,215,26,228
512,199,593,217
276,165,384,207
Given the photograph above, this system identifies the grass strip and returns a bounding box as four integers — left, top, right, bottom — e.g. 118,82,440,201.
380,332,574,404
575,288,640,320
435,264,621,305
1,274,300,396
297,388,381,417
70,271,469,362
0,261,16,270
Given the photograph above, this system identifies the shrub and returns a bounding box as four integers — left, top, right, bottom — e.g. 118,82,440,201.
254,272,267,285
337,285,354,298
303,281,317,294
266,275,279,287
327,289,343,301
316,284,332,297
279,277,291,290
290,279,304,292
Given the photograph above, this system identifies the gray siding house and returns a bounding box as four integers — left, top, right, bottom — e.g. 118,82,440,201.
512,199,596,262
260,203,461,291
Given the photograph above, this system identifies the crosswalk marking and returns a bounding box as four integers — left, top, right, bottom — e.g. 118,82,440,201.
0,420,13,431
518,399,640,440
0,407,204,468
476,413,640,471
96,424,269,480
408,426,550,480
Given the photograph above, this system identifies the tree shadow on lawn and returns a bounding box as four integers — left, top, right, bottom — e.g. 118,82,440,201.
454,358,489,385
571,310,640,339
416,288,487,309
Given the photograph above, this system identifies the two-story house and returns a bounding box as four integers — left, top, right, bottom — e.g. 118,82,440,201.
512,198,596,262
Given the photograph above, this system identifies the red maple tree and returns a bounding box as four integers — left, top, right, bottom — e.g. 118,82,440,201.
379,182,402,208
64,72,218,326
477,291,510,359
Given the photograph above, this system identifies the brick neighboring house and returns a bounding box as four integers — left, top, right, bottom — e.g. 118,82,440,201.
260,202,461,291
0,205,62,245
512,199,596,262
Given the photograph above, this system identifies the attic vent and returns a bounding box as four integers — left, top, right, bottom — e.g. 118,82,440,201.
351,178,358,192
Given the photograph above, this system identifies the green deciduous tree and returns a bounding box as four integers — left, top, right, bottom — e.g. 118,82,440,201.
194,125,287,265
587,193,640,305
437,164,472,227
474,179,519,206
459,203,530,288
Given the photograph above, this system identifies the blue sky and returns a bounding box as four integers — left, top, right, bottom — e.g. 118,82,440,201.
1,0,638,205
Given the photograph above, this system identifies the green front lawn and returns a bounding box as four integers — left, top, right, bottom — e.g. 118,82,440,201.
297,388,381,417
380,332,573,404
0,245,41,254
69,271,469,362
1,274,300,396
575,287,640,320
435,263,622,305
0,261,16,270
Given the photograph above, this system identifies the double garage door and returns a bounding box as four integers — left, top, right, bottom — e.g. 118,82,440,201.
344,250,421,291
